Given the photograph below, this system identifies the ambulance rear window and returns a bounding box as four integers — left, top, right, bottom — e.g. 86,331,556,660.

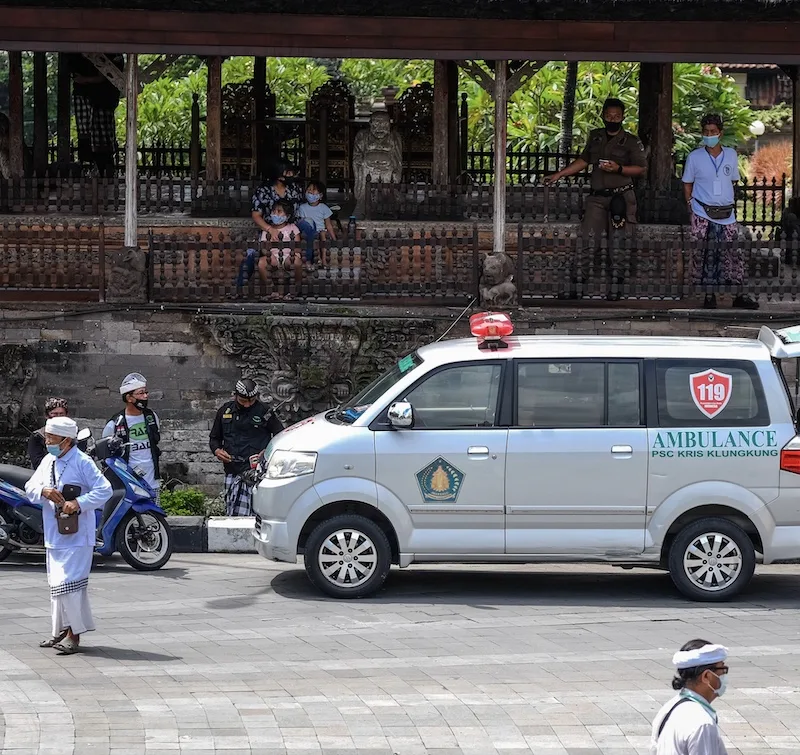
655,359,769,427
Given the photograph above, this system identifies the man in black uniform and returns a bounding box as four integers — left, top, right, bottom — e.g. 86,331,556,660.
545,98,647,298
209,378,284,517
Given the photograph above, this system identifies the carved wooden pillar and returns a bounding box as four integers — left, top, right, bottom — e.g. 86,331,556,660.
790,67,800,194
433,60,449,184
493,60,508,254
446,61,459,183
124,53,139,249
8,51,24,178
33,52,48,174
638,62,674,189
206,56,223,183
254,56,267,180
57,53,72,165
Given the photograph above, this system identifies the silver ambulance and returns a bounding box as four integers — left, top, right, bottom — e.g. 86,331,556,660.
253,315,800,601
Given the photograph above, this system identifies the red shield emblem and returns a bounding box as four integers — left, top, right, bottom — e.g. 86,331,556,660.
689,369,733,419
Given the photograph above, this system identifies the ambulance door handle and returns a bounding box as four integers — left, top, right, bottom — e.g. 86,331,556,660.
468,446,490,455
611,445,633,455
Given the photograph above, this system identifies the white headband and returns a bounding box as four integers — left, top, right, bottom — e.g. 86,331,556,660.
673,643,728,670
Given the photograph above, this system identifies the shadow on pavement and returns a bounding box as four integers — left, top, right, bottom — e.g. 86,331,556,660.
0,554,189,580
270,565,800,608
82,645,183,663
205,584,274,610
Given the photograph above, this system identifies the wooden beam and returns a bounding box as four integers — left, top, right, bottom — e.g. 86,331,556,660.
83,53,125,91
8,51,24,178
507,60,546,95
33,51,48,175
57,53,72,165
205,55,222,182
433,60,449,184
139,54,179,87
124,53,139,248
493,60,508,254
638,62,674,190
458,60,494,95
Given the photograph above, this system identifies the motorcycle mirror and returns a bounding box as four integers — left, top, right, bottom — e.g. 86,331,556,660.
77,428,92,441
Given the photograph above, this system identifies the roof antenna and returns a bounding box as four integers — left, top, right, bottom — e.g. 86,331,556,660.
435,297,478,343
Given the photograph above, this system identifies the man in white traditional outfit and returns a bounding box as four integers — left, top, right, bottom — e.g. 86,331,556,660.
650,639,730,755
25,417,112,655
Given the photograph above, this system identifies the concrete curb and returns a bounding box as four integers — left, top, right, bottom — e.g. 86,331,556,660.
166,516,256,553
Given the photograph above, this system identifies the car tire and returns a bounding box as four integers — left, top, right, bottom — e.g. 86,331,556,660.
304,514,391,599
668,516,756,602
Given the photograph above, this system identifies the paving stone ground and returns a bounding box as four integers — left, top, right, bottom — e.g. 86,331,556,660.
1,554,800,755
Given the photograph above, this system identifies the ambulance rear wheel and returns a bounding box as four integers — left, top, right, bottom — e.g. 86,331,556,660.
305,514,391,599
668,517,755,601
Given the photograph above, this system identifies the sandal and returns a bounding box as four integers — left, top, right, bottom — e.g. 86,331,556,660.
53,636,80,655
39,630,68,648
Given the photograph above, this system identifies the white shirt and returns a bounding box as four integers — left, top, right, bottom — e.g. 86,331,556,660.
650,692,728,755
25,446,113,549
682,146,739,226
102,411,160,488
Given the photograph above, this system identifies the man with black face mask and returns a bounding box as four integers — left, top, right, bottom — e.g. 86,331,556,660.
209,378,284,517
545,98,646,298
102,373,161,490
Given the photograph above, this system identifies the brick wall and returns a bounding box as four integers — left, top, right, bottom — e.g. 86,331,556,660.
0,304,796,489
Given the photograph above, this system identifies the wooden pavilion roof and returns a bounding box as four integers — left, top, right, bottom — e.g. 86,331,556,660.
2,0,800,61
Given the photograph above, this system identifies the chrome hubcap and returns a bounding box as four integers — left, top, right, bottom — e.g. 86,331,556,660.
683,532,742,591
318,529,377,588
124,514,169,564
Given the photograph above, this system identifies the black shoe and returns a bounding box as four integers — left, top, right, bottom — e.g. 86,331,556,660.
703,294,717,309
733,294,759,310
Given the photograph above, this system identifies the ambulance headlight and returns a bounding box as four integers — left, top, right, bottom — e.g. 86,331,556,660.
266,451,317,479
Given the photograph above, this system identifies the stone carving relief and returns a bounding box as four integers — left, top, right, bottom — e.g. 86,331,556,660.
353,108,403,218
106,247,148,303
0,344,37,435
195,314,437,424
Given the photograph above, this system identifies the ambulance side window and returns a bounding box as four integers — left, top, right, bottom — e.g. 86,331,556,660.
404,363,503,428
515,360,641,428
655,359,769,427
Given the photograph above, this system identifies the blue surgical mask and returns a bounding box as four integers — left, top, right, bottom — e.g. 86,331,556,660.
703,135,721,148
306,192,320,204
47,443,63,457
270,215,286,225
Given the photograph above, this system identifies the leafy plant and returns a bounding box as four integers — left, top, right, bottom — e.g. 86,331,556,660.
159,487,208,517
749,140,792,185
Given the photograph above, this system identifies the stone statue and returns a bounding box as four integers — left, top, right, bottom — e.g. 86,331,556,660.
479,253,516,307
353,108,403,218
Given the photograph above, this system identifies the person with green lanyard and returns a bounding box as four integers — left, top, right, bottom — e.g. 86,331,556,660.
650,639,730,754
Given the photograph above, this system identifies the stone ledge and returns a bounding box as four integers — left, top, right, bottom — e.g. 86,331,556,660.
166,515,257,553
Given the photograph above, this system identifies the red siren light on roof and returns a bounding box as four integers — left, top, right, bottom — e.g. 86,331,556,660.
469,312,514,350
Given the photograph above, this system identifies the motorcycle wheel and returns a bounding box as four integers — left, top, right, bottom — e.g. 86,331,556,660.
115,510,173,571
0,508,13,562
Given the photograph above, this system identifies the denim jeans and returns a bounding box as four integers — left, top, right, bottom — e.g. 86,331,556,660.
235,248,259,287
296,219,319,263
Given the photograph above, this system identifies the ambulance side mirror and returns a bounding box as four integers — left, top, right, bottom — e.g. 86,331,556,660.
388,401,414,429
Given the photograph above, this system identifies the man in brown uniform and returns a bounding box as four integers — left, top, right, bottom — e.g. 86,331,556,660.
546,98,646,298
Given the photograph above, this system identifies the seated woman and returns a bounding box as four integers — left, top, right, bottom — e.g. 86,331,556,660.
237,161,303,287
257,199,302,286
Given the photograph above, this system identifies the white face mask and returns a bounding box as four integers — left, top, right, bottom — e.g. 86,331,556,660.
709,671,728,698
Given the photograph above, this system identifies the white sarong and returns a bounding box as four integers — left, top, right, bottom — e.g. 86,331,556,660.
47,546,95,636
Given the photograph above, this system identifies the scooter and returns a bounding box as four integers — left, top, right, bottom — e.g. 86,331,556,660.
0,429,173,571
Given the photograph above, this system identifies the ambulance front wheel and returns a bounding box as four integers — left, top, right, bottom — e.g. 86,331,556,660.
668,517,756,601
304,514,392,598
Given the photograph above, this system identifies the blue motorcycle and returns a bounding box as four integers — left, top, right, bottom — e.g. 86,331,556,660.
0,429,173,571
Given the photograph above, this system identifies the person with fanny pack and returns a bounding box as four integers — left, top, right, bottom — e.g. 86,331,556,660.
650,639,730,754
545,98,647,300
682,113,758,310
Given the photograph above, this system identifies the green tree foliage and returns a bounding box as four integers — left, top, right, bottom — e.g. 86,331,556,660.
0,53,766,165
